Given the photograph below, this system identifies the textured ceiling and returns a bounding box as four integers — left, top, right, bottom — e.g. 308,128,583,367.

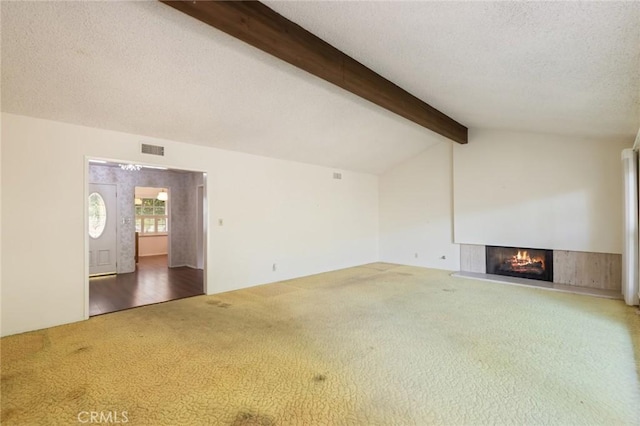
2,2,639,175
266,1,640,140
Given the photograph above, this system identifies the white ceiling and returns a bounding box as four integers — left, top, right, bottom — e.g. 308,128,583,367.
2,1,639,175
265,1,640,140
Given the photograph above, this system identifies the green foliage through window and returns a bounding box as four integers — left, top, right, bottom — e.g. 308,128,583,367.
135,198,168,234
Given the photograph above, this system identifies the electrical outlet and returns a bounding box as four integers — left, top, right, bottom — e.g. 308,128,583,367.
272,263,277,272
441,255,446,260
414,253,418,258
218,219,223,226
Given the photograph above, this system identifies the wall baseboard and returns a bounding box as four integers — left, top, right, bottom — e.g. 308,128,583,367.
169,263,199,270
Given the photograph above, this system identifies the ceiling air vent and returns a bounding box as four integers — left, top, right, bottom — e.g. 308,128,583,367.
141,143,165,156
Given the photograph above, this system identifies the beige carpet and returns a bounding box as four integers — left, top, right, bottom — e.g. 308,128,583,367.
2,263,639,425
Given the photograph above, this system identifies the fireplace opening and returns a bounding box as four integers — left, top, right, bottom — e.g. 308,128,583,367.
486,246,553,282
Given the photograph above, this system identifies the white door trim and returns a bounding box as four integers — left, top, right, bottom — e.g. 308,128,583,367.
196,184,205,270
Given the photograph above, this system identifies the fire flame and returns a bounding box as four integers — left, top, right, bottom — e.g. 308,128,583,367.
511,250,545,269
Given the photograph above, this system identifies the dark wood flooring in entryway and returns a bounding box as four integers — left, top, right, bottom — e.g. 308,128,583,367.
89,255,203,316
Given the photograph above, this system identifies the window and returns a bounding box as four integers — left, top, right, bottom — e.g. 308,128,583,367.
88,192,107,238
135,198,168,235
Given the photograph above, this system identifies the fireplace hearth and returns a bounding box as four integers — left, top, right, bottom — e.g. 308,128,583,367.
486,246,553,282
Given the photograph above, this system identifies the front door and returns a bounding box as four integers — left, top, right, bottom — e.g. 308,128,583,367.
89,183,117,276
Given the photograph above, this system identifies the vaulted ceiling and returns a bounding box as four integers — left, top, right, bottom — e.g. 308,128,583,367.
2,1,639,174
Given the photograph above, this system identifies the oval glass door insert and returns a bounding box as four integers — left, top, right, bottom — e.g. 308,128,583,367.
88,192,107,238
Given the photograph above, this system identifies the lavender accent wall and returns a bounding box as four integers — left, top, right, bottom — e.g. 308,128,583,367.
89,165,203,273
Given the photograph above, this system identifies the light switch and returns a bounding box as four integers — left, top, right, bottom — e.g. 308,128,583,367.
218,219,223,226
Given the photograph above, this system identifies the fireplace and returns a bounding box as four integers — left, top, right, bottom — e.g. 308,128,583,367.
486,246,553,282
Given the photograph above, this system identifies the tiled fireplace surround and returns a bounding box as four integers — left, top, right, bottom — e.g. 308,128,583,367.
459,244,622,292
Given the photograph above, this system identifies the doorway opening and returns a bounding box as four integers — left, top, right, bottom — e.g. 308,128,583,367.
85,159,207,317
134,186,170,268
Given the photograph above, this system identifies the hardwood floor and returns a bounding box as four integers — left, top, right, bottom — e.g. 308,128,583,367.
89,255,203,316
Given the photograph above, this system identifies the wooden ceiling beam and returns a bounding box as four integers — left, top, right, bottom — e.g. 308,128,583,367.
160,0,468,144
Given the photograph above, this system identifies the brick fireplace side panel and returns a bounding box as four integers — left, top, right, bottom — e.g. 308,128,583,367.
553,251,621,291
460,244,486,274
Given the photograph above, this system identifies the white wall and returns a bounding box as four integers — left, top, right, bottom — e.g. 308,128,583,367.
379,142,460,270
138,235,168,257
1,113,378,336
453,129,630,253
378,129,631,272
0,114,3,334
